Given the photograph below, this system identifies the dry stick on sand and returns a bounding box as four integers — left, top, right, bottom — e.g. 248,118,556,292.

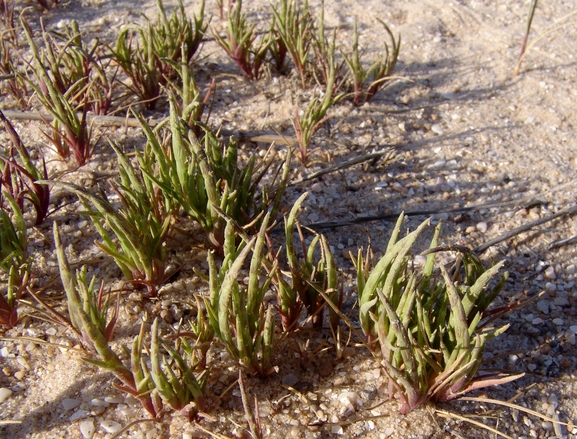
302,198,546,230
474,203,577,254
1,110,297,145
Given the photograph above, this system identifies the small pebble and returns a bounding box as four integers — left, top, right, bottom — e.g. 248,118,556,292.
431,123,443,135
16,357,30,370
544,266,556,280
331,425,344,435
545,282,556,292
552,318,564,326
100,420,122,434
146,428,159,439
476,222,488,233
554,297,569,307
536,300,550,314
338,391,362,408
532,317,543,325
566,264,576,275
342,347,355,359
539,344,551,355
91,398,109,407
282,374,298,387
69,410,90,422
307,213,319,222
62,398,81,411
80,419,95,439
0,388,13,403
311,182,323,193
429,159,446,169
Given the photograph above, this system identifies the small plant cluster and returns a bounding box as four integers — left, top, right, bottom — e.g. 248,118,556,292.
0,0,525,430
1,0,400,174
213,0,401,164
1,0,209,167
356,214,520,414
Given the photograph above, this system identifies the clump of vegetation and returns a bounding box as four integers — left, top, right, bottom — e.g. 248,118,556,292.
0,2,544,437
355,214,520,414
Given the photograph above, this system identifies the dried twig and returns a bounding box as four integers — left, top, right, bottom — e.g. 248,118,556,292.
550,233,577,250
289,148,395,186
474,204,577,254
301,198,546,231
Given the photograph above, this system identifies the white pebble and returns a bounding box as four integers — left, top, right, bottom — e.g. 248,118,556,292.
429,159,446,169
383,427,395,437
62,398,81,411
544,266,556,280
413,255,427,266
90,398,109,407
431,124,443,135
0,388,13,403
104,396,123,404
552,318,564,326
331,425,344,435
0,347,11,358
570,325,577,334
545,282,556,292
476,222,488,233
566,264,576,275
183,434,193,439
80,419,95,439
338,391,362,408
311,182,323,193
16,357,30,370
566,331,576,345
100,420,122,434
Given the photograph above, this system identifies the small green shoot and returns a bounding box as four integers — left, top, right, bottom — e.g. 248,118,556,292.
343,19,401,106
110,26,162,110
213,0,270,80
277,193,339,330
0,192,29,328
150,0,207,70
150,317,208,417
0,110,50,225
0,37,28,106
205,215,276,376
271,0,313,87
20,16,95,166
48,143,172,296
55,222,160,417
137,101,289,251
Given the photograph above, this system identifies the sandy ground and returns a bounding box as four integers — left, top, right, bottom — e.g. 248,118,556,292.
1,0,577,438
